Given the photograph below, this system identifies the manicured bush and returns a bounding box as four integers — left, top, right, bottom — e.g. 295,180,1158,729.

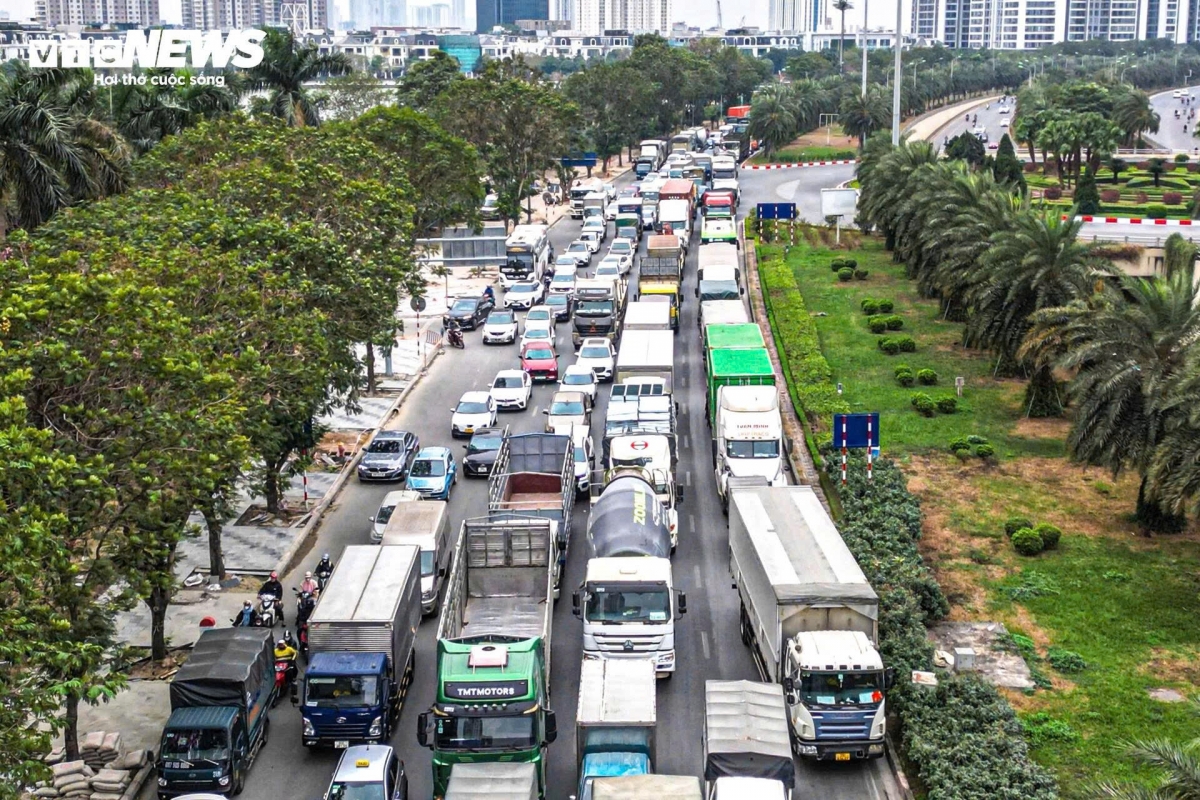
949,437,971,454
844,258,858,269
885,315,904,331
1043,186,1062,200
916,368,938,385
896,369,915,387
1147,203,1169,219
1190,162,1200,173
973,443,995,460
854,268,869,280
1005,517,1034,536
1136,191,1149,204
831,258,846,271
1176,153,1191,165
1126,176,1192,190
1012,527,1045,556
911,392,936,417
1163,191,1184,205
1099,189,1121,203
837,267,854,281
1136,160,1151,170
877,299,894,313
861,298,880,315
966,434,989,445
895,335,916,353
1023,160,1039,173
878,337,901,355
868,316,888,334
936,396,958,414
1034,522,1062,549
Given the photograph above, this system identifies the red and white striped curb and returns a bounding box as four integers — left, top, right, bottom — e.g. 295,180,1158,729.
1062,214,1196,226
745,159,858,170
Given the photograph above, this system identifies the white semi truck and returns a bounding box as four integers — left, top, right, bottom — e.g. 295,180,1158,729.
729,485,893,761
713,385,786,513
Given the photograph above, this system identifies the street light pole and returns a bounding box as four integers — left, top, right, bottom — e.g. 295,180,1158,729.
891,0,902,145
861,0,869,98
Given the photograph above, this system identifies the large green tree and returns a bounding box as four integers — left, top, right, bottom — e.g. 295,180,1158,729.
396,50,463,111
839,87,891,149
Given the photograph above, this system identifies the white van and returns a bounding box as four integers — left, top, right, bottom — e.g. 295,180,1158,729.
379,500,453,615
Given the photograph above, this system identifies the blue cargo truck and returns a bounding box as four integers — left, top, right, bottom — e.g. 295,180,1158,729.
297,544,422,748
575,659,657,800
156,628,276,799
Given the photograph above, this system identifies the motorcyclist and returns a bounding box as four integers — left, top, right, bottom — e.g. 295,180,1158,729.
299,570,319,595
315,553,334,588
483,285,496,304
260,571,284,620
445,318,464,348
274,634,299,690
232,601,258,627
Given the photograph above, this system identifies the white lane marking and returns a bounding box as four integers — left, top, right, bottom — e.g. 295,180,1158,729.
681,375,687,387
688,514,696,530
532,405,540,414
685,470,691,486
682,434,690,449
693,564,702,585
701,631,711,660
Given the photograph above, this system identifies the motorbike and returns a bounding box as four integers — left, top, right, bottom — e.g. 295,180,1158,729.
446,326,465,349
297,620,309,659
274,634,299,705
294,587,316,621
315,565,333,593
257,592,279,628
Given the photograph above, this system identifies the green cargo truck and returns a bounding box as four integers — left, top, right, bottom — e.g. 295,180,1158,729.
703,323,765,351
705,347,775,427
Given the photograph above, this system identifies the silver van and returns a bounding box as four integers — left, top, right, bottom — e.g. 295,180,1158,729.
379,500,453,615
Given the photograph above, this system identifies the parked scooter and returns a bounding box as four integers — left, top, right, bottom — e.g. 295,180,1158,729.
257,592,279,628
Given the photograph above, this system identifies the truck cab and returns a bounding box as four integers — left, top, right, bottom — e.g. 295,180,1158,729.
714,385,786,510
158,708,250,799
575,557,683,676
572,279,625,348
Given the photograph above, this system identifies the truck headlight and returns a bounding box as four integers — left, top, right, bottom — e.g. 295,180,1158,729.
791,703,815,741
368,716,383,737
871,703,887,739
218,775,231,787
158,778,168,788
302,716,314,737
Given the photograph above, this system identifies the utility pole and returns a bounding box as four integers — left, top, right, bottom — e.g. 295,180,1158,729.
861,0,868,98
891,0,902,145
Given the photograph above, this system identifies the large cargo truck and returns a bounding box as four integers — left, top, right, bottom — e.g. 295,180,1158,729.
698,299,749,332
488,431,574,582
575,659,657,799
616,330,674,392
419,519,560,797
705,347,775,427
299,545,422,747
704,680,795,800
713,385,786,512
593,776,703,800
729,486,893,761
444,763,538,800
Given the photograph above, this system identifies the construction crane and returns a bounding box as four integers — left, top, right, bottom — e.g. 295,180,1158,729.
715,0,723,29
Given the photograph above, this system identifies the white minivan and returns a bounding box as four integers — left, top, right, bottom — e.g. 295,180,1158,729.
379,500,453,615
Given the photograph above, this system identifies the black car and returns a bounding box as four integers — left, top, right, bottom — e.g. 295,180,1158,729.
444,294,495,331
544,293,573,322
462,427,504,477
356,429,420,481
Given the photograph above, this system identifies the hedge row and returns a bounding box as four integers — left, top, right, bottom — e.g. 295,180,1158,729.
824,451,1058,800
758,255,849,421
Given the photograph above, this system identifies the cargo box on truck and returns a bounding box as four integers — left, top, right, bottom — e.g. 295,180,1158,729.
593,776,703,800
699,299,749,331
705,347,775,426
705,323,764,351
704,680,795,799
445,762,538,800
575,659,657,798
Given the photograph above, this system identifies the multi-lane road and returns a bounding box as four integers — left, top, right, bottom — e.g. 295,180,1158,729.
235,165,904,800
1148,84,1200,152
933,96,1013,154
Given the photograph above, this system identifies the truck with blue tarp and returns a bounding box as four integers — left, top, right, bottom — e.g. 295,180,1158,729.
298,544,422,748
156,627,275,799
575,657,658,800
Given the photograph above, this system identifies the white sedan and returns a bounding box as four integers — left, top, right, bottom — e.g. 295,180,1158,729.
578,230,603,253
565,241,592,267
582,218,607,243
450,391,497,438
575,337,615,382
608,239,636,261
489,369,532,411
559,363,598,400
504,280,545,310
604,201,620,221
599,252,632,276
524,305,557,335
520,324,556,349
548,272,577,296
481,309,518,344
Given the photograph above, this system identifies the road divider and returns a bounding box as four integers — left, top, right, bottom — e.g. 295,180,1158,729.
744,159,857,170
1063,214,1195,225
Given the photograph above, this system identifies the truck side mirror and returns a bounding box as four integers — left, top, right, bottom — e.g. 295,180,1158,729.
542,409,550,415
572,591,581,617
416,713,431,749
783,676,795,693
677,592,687,615
885,667,896,690
544,710,558,744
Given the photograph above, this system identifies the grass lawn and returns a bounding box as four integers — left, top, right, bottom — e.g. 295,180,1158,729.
758,230,1200,796
747,126,859,164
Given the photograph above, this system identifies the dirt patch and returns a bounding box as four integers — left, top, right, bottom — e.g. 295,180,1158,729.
128,650,190,680
1013,417,1071,440
1142,647,1200,685
315,430,369,468
788,127,858,150
235,504,306,527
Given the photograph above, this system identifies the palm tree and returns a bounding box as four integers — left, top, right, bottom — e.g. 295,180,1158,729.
840,87,890,150
1107,155,1127,185
1147,157,1168,188
747,94,797,158
857,136,938,248
0,65,129,233
833,0,853,69
1112,88,1160,148
246,29,353,127
113,70,239,153
965,211,1108,415
1022,260,1198,530
1094,709,1200,797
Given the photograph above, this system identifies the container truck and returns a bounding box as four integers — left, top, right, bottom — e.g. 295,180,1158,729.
599,389,680,523
157,628,275,798
575,659,657,799
616,330,674,392
714,385,786,512
418,518,560,797
299,545,421,748
729,486,893,761
699,299,749,332
576,475,685,676
696,242,740,284
705,347,775,427
593,776,703,800
380,500,453,614
573,277,627,348
445,763,538,800
571,178,606,218
488,431,574,579
704,680,795,800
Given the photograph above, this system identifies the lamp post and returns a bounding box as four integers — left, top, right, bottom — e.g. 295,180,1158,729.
891,0,902,145
861,0,869,98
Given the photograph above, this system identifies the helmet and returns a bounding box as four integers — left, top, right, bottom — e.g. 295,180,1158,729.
322,553,330,561
270,571,278,579
277,639,287,648
243,601,252,609
305,571,313,579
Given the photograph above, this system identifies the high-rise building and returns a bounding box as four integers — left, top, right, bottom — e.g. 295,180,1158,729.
768,0,801,31
1065,0,1138,40
549,0,573,21
929,0,1195,48
910,0,939,37
574,0,668,33
40,0,160,26
383,0,407,24
431,2,450,23
451,0,466,24
475,0,548,31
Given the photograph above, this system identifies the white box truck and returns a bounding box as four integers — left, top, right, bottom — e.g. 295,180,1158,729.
699,299,749,332
729,486,893,761
713,386,786,513
616,330,674,392
704,680,795,800
593,776,703,800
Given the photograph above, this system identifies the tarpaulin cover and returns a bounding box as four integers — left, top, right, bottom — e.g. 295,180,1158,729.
588,476,671,558
703,680,796,789
169,628,273,712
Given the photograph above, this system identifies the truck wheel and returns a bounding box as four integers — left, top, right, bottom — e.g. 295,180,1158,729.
721,493,729,517
739,604,751,646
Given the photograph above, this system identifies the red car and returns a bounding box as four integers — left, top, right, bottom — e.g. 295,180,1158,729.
520,342,559,382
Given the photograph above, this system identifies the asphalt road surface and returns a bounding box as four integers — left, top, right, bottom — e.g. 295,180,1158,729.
1149,85,1200,152
232,168,903,800
934,96,1015,154
743,164,858,224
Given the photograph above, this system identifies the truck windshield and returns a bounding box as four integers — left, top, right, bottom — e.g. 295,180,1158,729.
421,549,435,576
585,586,670,624
713,168,736,180
161,729,230,764
327,780,386,800
434,714,537,750
306,675,380,708
577,301,613,316
799,671,884,707
728,440,781,458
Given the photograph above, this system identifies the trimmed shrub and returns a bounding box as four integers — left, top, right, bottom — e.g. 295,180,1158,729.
844,258,858,269
896,369,915,387
868,316,888,334
894,364,911,377
1176,153,1191,165
1099,189,1121,203
885,315,904,331
878,337,901,355
1047,647,1087,673
1004,517,1034,537
1147,203,1169,219
973,443,996,460
936,396,958,414
1043,186,1062,200
1191,162,1200,173
877,299,894,313
1136,191,1149,204
1023,160,1039,173
911,392,936,417
1034,522,1062,549
896,335,916,353
831,258,847,271
861,298,880,315
854,268,869,280
1164,191,1184,205
917,368,938,385
1012,527,1045,556
837,267,854,281
949,437,971,454
966,434,989,445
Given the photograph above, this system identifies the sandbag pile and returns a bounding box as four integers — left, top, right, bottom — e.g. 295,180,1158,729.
80,732,121,770
25,734,150,800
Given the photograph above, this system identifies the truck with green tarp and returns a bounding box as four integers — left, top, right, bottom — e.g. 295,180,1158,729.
705,347,775,427
418,517,559,799
704,323,764,352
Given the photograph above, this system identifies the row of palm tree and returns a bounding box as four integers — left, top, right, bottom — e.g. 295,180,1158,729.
858,133,1200,531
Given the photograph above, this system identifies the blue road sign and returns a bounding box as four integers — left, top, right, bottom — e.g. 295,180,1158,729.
833,412,881,449
756,202,797,220
561,152,599,168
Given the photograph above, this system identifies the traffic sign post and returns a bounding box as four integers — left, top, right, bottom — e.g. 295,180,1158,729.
833,412,881,483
